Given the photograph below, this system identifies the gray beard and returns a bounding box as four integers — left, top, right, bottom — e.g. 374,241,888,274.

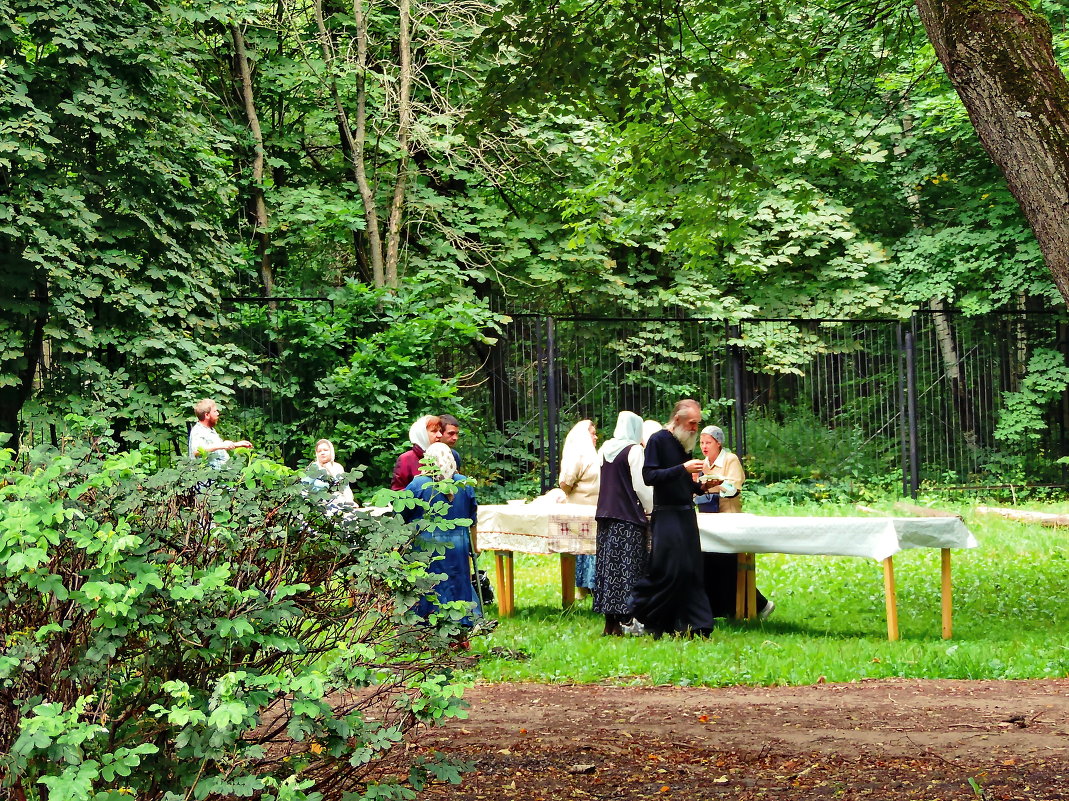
669,424,697,454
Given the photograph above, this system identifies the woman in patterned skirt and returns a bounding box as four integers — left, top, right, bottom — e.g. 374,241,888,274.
593,411,653,636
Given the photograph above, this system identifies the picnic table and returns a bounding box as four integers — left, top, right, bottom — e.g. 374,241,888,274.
476,502,978,640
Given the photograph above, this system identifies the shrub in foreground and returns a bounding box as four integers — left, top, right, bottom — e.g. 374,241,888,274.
0,445,471,800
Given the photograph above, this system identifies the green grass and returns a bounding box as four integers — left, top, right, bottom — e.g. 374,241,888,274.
468,497,1069,686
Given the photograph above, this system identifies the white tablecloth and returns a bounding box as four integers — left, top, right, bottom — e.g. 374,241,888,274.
477,503,978,560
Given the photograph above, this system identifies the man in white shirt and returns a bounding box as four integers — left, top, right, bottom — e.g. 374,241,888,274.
187,399,252,468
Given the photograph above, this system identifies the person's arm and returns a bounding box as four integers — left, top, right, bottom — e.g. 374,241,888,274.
391,452,413,491
628,445,654,513
189,427,235,458
718,453,745,497
642,435,703,486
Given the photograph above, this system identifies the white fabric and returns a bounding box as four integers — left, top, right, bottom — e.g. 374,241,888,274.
476,504,978,559
477,502,598,554
642,420,663,446
188,421,228,468
557,420,599,504
628,444,653,513
408,416,433,450
599,411,643,463
423,442,457,481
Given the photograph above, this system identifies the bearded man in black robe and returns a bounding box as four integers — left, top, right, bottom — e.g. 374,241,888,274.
628,399,714,637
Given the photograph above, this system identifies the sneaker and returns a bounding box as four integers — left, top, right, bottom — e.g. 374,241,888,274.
621,619,647,636
758,600,775,621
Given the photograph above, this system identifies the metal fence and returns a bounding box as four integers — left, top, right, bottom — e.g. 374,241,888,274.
450,311,1069,496
16,303,1069,497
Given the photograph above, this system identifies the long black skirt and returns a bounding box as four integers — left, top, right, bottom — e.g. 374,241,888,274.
627,508,714,635
592,518,648,615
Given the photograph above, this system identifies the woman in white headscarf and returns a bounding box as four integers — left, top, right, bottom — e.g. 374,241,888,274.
556,419,600,596
593,411,654,635
391,415,442,490
306,438,355,508
402,442,481,639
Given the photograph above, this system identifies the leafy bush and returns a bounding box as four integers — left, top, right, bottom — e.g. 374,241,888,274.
228,281,504,484
0,443,473,800
744,404,892,484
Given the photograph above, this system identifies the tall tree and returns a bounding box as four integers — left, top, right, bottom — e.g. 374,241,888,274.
0,0,239,451
913,0,1069,304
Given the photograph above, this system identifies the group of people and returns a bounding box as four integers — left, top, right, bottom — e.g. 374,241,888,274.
188,399,481,641
187,396,770,640
554,399,771,637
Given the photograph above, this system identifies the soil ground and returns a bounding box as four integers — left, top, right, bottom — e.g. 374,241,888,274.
412,679,1069,800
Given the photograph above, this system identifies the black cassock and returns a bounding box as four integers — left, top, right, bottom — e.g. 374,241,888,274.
627,428,714,636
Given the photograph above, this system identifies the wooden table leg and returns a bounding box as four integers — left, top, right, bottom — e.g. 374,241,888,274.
941,548,953,639
736,553,757,620
560,554,576,608
883,556,900,641
494,551,514,617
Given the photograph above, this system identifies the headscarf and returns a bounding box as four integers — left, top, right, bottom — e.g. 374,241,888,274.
701,425,725,443
312,439,344,478
314,438,336,465
408,415,436,450
642,419,663,447
423,442,457,482
599,411,643,463
558,419,598,487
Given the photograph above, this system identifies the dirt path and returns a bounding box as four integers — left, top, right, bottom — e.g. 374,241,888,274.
413,679,1069,800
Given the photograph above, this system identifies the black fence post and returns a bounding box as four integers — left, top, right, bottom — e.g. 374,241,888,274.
896,323,908,497
535,316,548,493
729,322,746,456
904,318,920,498
546,315,559,485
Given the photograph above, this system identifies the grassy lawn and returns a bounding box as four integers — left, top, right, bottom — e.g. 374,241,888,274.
468,498,1069,686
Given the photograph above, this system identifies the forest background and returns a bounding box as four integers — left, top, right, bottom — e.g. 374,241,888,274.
4,0,1069,499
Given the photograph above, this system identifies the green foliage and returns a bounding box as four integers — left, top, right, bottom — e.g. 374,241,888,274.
0,0,241,448
745,403,893,484
0,441,472,800
228,281,504,482
994,348,1069,444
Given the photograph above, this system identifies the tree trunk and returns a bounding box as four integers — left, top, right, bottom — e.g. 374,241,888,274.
0,279,47,455
929,297,979,449
313,0,386,287
914,0,1069,305
383,0,412,288
230,23,275,299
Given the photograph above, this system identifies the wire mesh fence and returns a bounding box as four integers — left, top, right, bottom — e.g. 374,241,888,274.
448,311,1069,496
